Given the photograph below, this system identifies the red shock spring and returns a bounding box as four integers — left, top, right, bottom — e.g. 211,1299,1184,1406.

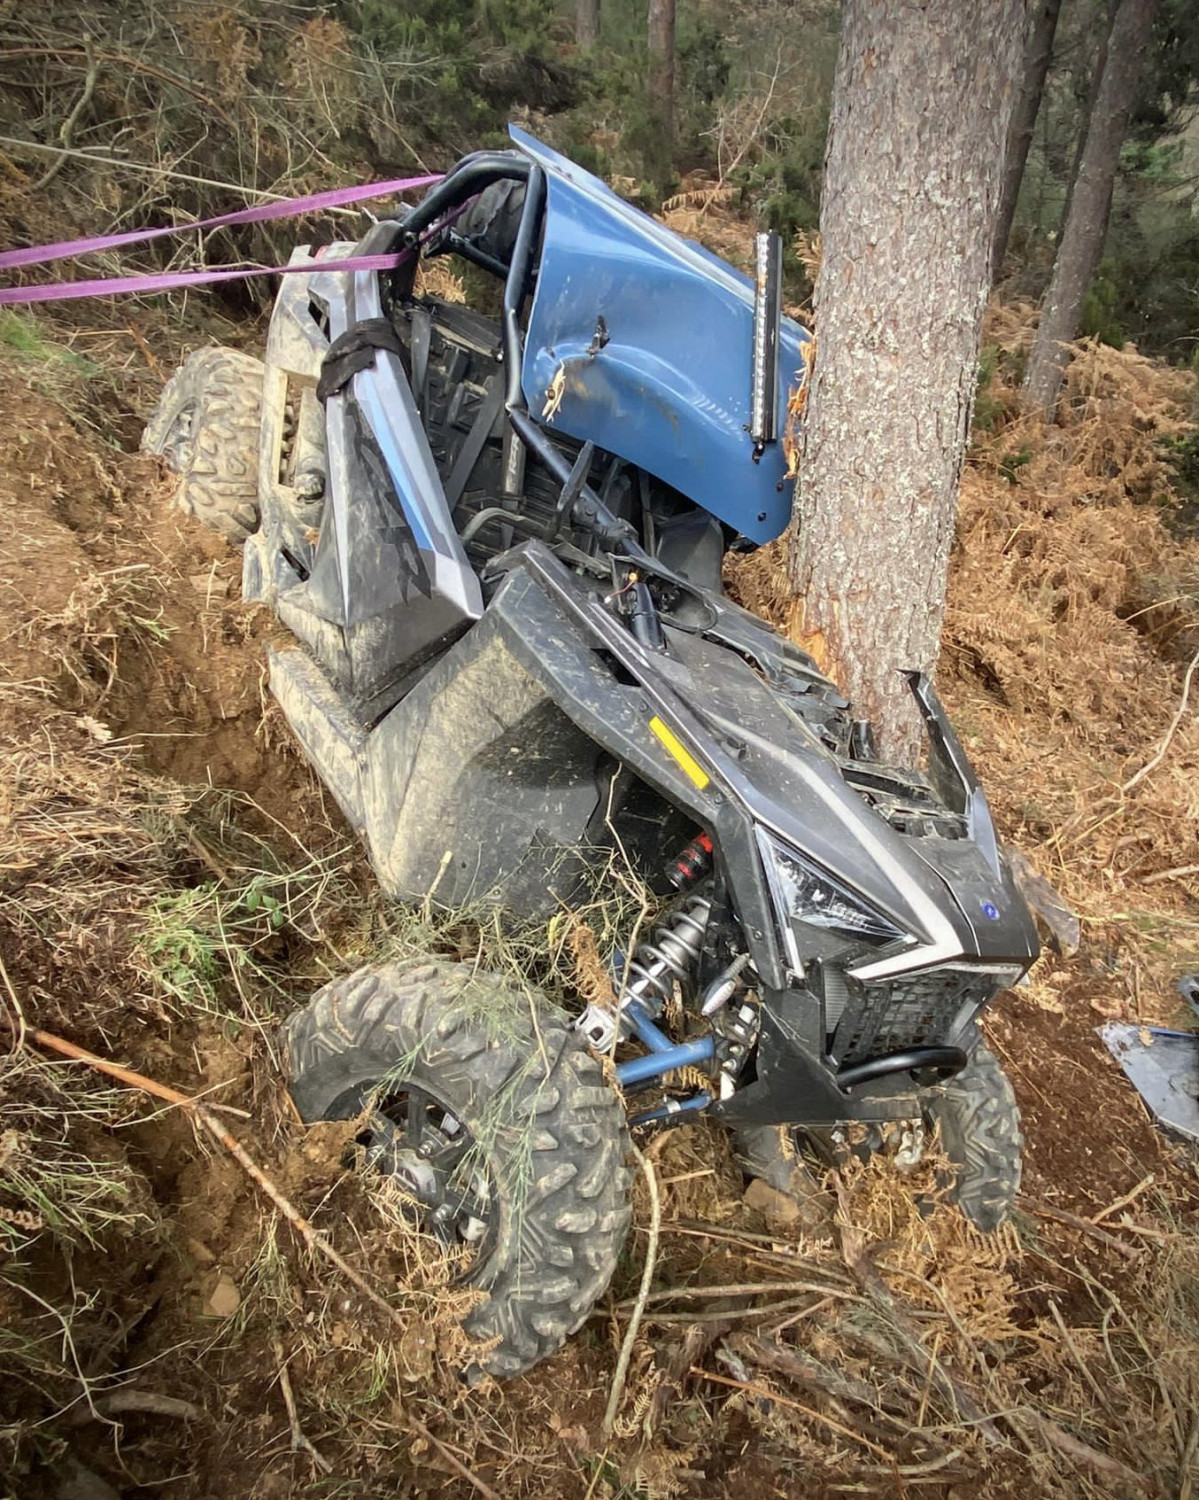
666,830,714,890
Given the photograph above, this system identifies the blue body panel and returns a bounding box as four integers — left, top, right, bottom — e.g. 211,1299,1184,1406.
514,127,810,545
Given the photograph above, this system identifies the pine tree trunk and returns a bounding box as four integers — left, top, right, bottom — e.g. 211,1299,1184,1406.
1023,0,1157,416
646,0,675,183
788,0,1025,762
577,0,600,49
992,0,1064,279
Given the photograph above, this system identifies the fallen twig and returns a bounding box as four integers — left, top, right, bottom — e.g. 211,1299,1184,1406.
1090,1173,1155,1225
9,1019,500,1500
68,1390,201,1424
691,1365,898,1463
273,1338,332,1475
1022,1198,1142,1261
1121,643,1199,794
603,1142,660,1438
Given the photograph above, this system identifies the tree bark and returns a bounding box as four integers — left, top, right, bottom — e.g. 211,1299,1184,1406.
992,0,1064,279
1023,0,1157,416
646,0,675,183
577,0,600,50
788,0,1026,762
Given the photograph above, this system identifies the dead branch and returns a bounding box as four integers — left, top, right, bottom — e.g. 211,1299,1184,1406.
1022,1198,1142,1261
1121,643,1199,794
0,46,234,129
1031,1412,1150,1493
733,1333,909,1419
615,1278,852,1308
832,1177,1005,1447
690,1365,899,1463
1142,861,1199,885
33,37,99,192
639,1295,820,1324
68,1390,201,1424
9,1019,500,1500
603,1142,660,1438
0,950,28,1052
273,1338,332,1475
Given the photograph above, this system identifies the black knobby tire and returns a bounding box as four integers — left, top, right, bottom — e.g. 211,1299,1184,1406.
282,957,633,1378
782,1033,1022,1233
142,345,263,544
925,1032,1022,1232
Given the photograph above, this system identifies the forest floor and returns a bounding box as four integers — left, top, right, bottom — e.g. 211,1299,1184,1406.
1,237,1198,1499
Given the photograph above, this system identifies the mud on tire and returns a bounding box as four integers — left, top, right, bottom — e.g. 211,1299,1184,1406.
282,957,633,1378
142,345,263,544
925,1031,1023,1232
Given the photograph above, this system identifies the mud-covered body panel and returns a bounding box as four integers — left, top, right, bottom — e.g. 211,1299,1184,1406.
244,250,482,717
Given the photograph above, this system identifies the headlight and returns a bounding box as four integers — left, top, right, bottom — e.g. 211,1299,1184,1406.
758,830,905,966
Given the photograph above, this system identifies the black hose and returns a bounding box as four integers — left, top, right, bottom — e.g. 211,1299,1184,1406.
835,1046,967,1091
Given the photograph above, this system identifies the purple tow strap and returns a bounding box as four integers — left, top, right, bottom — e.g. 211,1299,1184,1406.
0,173,442,270
0,251,412,306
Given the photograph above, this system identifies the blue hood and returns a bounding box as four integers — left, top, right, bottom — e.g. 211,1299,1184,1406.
513,127,810,545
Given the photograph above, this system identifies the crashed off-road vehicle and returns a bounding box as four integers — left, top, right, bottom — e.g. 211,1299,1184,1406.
145,130,1038,1377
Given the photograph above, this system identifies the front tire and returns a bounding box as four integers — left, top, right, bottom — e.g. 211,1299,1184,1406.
142,345,263,543
924,1034,1022,1231
752,1033,1023,1233
282,957,633,1378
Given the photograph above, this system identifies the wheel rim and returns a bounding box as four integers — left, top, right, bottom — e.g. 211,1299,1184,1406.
338,1083,497,1268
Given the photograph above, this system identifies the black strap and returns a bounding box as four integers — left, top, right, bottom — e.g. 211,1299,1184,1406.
410,306,432,417
445,375,505,514
317,318,407,403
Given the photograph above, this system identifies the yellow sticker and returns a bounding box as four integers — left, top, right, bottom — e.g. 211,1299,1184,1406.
649,716,710,790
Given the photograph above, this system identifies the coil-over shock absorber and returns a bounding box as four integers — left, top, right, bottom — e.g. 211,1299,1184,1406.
622,896,711,1016
576,895,712,1051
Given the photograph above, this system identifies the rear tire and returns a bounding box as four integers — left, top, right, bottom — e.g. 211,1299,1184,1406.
142,345,263,544
282,957,633,1378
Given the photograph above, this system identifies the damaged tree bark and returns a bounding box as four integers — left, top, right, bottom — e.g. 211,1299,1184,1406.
788,0,1025,761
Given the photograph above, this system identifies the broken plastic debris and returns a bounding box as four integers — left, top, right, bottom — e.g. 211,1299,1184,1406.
1101,1021,1199,1144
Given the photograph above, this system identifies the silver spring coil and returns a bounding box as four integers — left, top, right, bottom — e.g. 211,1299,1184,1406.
623,896,712,1016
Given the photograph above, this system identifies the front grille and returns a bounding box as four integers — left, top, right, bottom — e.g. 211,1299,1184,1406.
830,968,997,1066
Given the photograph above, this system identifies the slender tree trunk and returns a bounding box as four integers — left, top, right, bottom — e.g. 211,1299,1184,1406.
646,0,675,183
1023,0,1157,416
788,0,1026,762
577,0,600,49
992,0,1064,279
1059,12,1111,238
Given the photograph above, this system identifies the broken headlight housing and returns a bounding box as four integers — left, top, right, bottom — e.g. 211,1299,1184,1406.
758,830,906,970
